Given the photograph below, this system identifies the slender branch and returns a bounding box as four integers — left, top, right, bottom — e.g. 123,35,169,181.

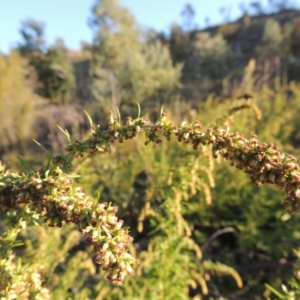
53,111,300,214
201,227,236,252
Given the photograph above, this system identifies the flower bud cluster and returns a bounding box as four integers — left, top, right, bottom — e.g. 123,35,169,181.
211,133,300,214
63,115,146,159
173,119,300,214
155,112,175,141
108,116,146,144
0,250,51,299
0,166,136,286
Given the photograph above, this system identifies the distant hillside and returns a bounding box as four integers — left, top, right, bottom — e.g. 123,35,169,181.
169,8,300,99
68,9,300,102
200,9,300,56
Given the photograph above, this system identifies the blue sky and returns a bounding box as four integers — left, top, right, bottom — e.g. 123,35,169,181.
0,0,274,53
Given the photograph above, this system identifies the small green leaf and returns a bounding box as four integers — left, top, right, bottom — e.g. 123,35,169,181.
93,191,101,206
160,105,164,116
45,155,53,170
57,125,72,143
17,156,27,173
31,217,43,226
12,240,25,248
44,169,50,179
84,110,94,129
32,139,50,156
117,107,121,123
281,284,288,293
137,103,141,119
96,145,105,152
265,283,285,299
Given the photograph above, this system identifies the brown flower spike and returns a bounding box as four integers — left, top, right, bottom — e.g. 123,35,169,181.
0,165,135,286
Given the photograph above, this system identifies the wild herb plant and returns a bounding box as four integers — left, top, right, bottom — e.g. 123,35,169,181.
1,96,300,298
